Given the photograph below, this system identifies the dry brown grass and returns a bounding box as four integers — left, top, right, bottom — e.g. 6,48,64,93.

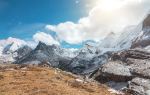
0,64,117,95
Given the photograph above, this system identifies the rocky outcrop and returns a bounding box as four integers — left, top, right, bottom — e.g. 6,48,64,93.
131,14,150,49
143,14,150,27
91,49,150,95
111,49,150,61
126,77,150,95
14,45,32,60
93,61,132,82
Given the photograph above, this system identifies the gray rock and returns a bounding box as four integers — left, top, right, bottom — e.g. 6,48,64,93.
14,45,32,60
145,90,150,95
131,14,150,49
68,51,111,75
127,58,150,78
127,77,150,95
93,61,132,82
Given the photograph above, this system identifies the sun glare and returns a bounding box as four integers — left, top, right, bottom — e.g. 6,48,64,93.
96,0,124,12
92,0,142,12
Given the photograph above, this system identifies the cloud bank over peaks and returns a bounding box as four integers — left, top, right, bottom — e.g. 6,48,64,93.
46,0,150,44
0,32,60,51
33,32,60,45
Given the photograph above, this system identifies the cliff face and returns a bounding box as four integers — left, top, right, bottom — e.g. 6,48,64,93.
143,14,150,28
131,14,150,49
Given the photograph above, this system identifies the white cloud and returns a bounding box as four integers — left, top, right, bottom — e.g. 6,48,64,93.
33,32,60,45
0,37,27,47
46,0,150,44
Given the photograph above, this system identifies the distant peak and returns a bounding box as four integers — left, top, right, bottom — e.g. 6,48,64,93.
36,41,47,49
35,41,60,51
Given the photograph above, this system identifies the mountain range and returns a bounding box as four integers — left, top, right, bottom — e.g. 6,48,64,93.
0,14,150,95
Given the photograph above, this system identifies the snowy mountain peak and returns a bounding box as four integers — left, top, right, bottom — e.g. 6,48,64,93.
36,41,59,51
0,37,29,63
3,42,26,54
0,37,27,50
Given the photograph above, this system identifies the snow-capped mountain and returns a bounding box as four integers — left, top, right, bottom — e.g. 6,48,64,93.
114,23,143,49
0,37,27,51
65,43,102,74
15,42,77,67
0,37,30,63
99,32,117,48
97,14,150,51
15,45,32,60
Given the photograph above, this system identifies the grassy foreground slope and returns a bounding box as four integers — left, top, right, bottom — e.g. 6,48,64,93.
0,64,117,95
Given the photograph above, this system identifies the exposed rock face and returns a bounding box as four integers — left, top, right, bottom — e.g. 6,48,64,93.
93,61,132,82
67,44,111,75
129,59,150,79
131,14,150,49
14,42,112,76
143,14,150,28
15,42,72,68
0,44,32,63
14,45,32,60
127,77,150,95
91,49,150,95
66,44,99,74
111,49,150,61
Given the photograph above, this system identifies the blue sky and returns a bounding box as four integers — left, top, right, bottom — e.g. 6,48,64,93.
0,0,87,39
0,0,150,48
0,0,90,48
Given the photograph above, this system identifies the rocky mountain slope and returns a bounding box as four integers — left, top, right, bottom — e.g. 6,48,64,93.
15,42,77,68
91,49,150,95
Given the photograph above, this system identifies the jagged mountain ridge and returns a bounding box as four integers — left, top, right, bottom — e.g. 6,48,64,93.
15,42,77,68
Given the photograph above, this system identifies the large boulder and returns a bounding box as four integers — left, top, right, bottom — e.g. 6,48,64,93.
127,58,150,79
93,61,132,82
91,49,150,94
126,77,150,95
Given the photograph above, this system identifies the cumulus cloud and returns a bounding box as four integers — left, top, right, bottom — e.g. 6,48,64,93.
46,0,150,44
33,32,60,45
